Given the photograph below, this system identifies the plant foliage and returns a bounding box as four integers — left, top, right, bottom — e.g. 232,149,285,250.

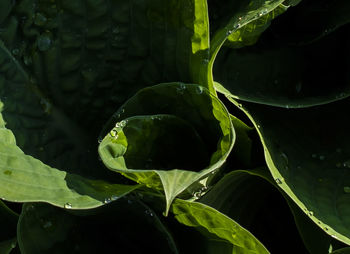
0,0,349,253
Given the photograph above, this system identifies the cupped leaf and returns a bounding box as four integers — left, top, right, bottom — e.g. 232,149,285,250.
226,96,350,245
171,198,269,254
17,198,178,254
99,82,235,214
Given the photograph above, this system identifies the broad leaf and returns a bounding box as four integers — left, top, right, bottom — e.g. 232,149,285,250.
99,82,235,214
0,200,18,253
213,23,350,108
269,0,350,45
332,248,350,254
0,238,17,254
17,199,178,254
172,198,269,254
224,4,288,48
224,96,350,245
204,0,286,91
200,169,310,253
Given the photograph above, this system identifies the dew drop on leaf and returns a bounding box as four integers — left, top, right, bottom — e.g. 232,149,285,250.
37,35,51,51
196,86,203,94
319,155,325,160
12,48,20,56
64,203,72,209
104,198,112,204
275,178,283,184
34,13,47,26
43,221,52,229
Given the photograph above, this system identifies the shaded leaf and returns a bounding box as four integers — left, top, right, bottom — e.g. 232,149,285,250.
214,25,350,108
99,82,234,214
0,238,17,254
224,95,350,245
17,199,178,254
200,169,309,253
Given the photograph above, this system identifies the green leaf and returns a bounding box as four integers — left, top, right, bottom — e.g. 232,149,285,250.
226,96,350,245
0,238,17,254
224,4,288,49
17,199,179,254
0,99,138,208
213,22,350,108
331,248,350,254
98,82,235,215
0,200,18,254
270,0,350,45
172,198,269,254
1,0,211,135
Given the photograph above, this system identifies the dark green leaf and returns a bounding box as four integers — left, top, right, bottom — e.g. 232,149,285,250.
17,199,178,254
214,24,350,108
226,96,350,245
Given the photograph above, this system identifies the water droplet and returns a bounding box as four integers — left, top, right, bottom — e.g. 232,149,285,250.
226,29,233,36
176,83,186,94
196,86,203,94
37,35,52,51
145,209,154,217
308,211,314,216
311,154,317,158
285,105,290,109
319,155,325,160
295,82,302,93
344,186,350,193
343,160,350,168
26,204,35,212
109,129,118,138
40,98,52,114
256,124,260,128
23,55,32,65
64,202,72,209
275,178,283,184
112,27,120,34
234,23,240,29
238,17,242,21
12,48,20,56
324,227,329,231
43,221,52,229
104,197,112,204
193,191,201,198
111,195,118,201
34,13,47,26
